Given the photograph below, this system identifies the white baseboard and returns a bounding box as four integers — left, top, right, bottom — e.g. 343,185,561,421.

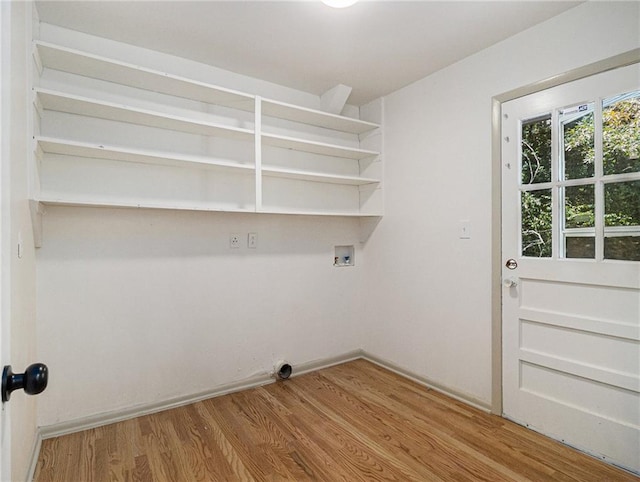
38,349,365,440
37,348,489,443
26,430,42,482
32,350,637,478
38,373,272,440
360,351,492,413
289,349,364,377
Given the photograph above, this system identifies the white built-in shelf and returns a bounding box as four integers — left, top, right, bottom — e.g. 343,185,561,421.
258,208,380,217
36,137,254,173
34,195,380,218
34,196,256,214
34,41,255,110
262,133,378,160
262,166,379,186
34,42,381,136
30,40,383,245
31,196,379,222
35,89,255,141
261,99,379,134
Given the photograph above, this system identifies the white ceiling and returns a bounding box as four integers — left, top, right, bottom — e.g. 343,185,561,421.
35,0,581,105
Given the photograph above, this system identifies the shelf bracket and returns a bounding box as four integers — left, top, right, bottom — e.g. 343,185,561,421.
359,216,382,244
320,84,352,115
29,200,44,248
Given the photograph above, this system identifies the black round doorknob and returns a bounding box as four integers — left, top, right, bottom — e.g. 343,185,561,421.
2,363,48,402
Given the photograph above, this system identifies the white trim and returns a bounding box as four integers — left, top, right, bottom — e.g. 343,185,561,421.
289,349,363,377
360,352,491,413
36,349,489,441
0,2,12,480
25,432,41,482
38,350,363,440
39,371,273,439
31,348,640,478
490,48,640,416
29,350,492,481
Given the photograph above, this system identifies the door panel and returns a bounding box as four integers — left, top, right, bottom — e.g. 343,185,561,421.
502,63,640,473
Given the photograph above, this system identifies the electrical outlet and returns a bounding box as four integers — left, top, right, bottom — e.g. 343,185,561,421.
229,233,241,249
248,232,258,249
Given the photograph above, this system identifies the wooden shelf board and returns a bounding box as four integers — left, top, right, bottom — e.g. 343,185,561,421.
262,133,379,160
35,41,255,110
36,89,254,141
37,137,254,173
262,166,379,186
262,98,379,134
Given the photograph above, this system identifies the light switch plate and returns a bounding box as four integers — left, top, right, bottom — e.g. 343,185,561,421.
248,232,258,248
459,220,471,239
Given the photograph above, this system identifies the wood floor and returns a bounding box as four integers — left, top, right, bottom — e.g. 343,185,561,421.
34,359,638,482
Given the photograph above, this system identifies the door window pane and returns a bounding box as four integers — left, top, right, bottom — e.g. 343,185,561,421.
561,103,595,180
566,237,595,259
521,115,551,184
604,180,640,227
564,184,595,229
522,189,552,257
603,91,640,175
604,236,640,261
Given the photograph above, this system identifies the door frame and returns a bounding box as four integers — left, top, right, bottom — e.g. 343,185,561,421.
490,48,640,415
0,1,9,477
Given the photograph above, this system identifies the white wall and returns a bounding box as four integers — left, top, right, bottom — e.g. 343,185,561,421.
1,2,39,480
34,2,640,428
34,25,366,427
362,1,640,407
37,209,364,426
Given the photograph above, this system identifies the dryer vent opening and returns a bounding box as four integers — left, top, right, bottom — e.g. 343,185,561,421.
275,362,292,380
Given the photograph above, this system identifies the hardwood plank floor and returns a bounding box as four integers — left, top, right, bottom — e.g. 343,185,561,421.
34,359,638,481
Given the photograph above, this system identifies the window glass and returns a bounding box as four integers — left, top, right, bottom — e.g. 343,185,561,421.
521,189,552,257
561,103,595,180
604,181,640,227
603,91,640,176
604,180,640,261
566,237,595,259
516,89,639,262
521,115,551,184
564,185,595,229
604,237,640,261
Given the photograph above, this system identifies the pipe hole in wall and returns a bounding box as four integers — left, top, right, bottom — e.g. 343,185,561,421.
275,361,292,380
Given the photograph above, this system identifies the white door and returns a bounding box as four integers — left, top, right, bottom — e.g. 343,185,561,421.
502,63,640,473
0,2,9,478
